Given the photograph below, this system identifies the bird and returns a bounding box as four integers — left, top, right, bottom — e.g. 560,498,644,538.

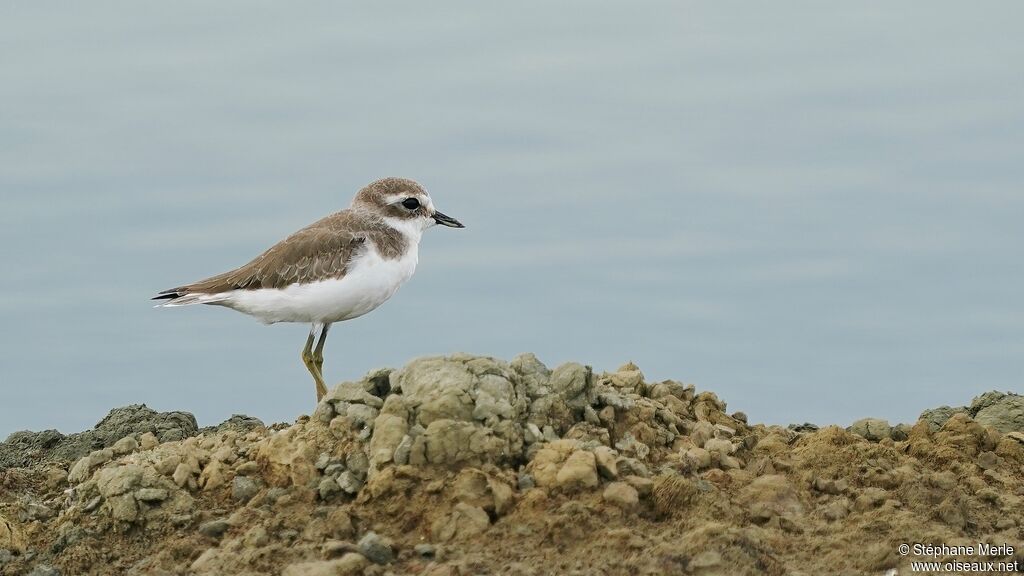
153,177,464,402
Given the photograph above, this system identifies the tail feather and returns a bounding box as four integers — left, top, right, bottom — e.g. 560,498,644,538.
153,288,231,307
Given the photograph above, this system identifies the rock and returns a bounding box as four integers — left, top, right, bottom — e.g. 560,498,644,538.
138,432,159,450
977,451,999,470
112,435,139,455
593,446,619,479
1,405,197,470
172,463,193,488
336,471,364,495
431,503,490,542
134,488,169,502
0,514,26,552
603,482,639,511
232,476,261,503
848,418,892,442
198,519,231,538
26,566,61,576
624,475,654,497
415,543,437,558
703,438,734,455
318,477,342,500
550,362,594,407
282,555,369,576
853,488,888,512
690,550,722,570
107,494,139,522
739,475,805,523
970,392,1024,433
20,502,54,521
919,405,969,431
357,531,394,564
555,450,599,491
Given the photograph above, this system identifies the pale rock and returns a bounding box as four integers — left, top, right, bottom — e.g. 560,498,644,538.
593,446,619,479
431,503,490,542
112,435,139,456
703,438,734,456
603,482,639,511
555,450,599,491
357,531,394,564
138,432,159,450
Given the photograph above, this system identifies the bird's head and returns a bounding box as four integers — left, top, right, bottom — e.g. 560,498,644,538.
353,177,464,233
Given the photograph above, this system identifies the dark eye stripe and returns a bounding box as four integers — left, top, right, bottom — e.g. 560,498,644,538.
402,198,420,210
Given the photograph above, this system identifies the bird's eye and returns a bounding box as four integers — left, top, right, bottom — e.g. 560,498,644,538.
402,198,420,210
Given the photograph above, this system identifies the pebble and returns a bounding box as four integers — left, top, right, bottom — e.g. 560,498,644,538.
112,436,139,456
336,471,364,495
232,476,261,503
198,519,231,538
414,544,437,559
357,531,394,564
602,482,639,511
27,566,61,576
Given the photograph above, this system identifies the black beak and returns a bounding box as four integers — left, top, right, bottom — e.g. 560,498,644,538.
433,211,465,228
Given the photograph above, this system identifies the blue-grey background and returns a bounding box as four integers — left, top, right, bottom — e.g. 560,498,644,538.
2,2,1022,436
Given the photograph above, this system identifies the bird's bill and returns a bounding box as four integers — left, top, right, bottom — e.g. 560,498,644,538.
432,211,465,228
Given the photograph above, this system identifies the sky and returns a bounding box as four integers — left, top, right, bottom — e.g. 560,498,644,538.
1,2,1022,436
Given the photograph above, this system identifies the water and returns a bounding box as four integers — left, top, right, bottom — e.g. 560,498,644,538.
2,1,1022,436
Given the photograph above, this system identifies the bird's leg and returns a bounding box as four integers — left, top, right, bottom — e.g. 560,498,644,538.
312,323,331,398
301,323,328,402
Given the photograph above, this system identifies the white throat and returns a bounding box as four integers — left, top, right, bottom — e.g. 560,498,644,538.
383,216,429,245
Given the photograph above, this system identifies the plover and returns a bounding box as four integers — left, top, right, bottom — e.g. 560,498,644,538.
153,177,464,401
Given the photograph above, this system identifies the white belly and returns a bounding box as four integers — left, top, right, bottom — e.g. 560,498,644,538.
223,245,419,324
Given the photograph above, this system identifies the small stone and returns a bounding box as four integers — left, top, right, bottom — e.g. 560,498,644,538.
134,488,169,502
172,463,193,488
232,476,261,503
853,488,888,512
346,452,370,480
555,450,599,491
593,446,619,480
517,473,535,491
393,435,413,465
26,566,61,576
198,519,231,538
685,447,712,470
336,471,364,495
358,531,394,564
235,461,259,476
319,477,342,500
138,432,159,450
603,482,639,511
322,539,359,559
108,494,138,522
414,544,437,559
977,451,998,470
848,418,892,442
112,436,139,456
690,550,722,569
703,438,734,455
624,475,654,497
21,502,54,521
83,496,103,513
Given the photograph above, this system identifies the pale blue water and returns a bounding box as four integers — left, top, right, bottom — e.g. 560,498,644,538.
2,2,1022,436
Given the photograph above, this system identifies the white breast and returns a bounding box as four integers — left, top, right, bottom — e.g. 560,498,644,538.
224,243,420,324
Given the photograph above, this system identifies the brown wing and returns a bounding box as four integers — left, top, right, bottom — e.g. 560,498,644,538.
155,217,367,299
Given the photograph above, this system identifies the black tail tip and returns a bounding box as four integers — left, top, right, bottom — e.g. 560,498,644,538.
152,289,183,301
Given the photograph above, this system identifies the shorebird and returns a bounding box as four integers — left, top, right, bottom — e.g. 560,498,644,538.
154,177,464,401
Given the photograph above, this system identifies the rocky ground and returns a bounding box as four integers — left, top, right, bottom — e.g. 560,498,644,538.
1,354,1022,575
